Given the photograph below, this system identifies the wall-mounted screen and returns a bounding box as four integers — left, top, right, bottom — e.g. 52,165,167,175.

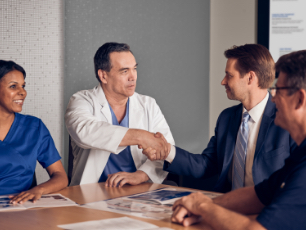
258,0,306,62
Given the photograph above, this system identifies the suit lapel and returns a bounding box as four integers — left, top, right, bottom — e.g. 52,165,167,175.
254,94,275,158
94,84,112,123
129,94,144,129
222,105,243,174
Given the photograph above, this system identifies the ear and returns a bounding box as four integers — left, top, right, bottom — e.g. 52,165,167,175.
296,89,306,110
247,71,257,86
98,69,108,84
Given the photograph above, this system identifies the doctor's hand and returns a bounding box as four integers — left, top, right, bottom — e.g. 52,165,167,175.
122,130,169,159
105,170,149,188
137,131,169,160
140,132,171,161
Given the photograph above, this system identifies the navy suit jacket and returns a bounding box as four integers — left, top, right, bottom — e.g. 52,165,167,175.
164,94,296,193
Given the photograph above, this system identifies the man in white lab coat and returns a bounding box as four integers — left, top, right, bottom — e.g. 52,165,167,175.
65,42,174,187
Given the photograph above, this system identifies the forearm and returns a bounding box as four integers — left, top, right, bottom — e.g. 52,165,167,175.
120,129,143,146
200,202,266,230
213,187,265,215
138,159,168,184
34,171,68,195
165,147,217,179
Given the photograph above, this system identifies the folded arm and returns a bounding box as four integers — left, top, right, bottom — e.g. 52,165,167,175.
172,187,266,230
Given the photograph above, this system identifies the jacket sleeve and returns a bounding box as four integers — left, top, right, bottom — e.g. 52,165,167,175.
138,98,175,184
164,113,221,179
65,91,128,154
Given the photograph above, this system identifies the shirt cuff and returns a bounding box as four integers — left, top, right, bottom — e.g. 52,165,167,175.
165,145,176,163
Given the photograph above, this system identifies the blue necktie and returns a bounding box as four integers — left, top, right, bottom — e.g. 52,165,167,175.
232,112,250,190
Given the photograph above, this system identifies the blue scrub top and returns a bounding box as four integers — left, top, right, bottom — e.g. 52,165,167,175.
255,138,306,230
0,113,61,195
99,99,136,182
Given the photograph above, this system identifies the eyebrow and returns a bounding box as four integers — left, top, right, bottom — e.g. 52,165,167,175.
118,63,138,72
9,81,26,84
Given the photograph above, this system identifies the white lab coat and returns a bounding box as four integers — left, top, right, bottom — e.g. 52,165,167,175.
65,84,175,186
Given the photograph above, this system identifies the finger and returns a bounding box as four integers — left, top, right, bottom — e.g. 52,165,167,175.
182,215,202,227
142,147,153,155
105,174,115,187
112,174,125,187
10,192,27,204
108,173,120,187
160,135,169,160
19,194,36,204
158,132,167,144
173,198,183,210
143,148,157,160
31,193,42,203
118,178,129,188
138,145,143,149
14,193,33,204
171,206,189,224
154,132,162,138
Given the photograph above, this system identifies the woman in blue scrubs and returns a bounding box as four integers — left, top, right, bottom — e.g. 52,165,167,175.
0,60,68,204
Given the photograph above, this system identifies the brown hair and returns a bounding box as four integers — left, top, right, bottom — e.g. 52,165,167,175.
224,44,275,89
275,50,306,95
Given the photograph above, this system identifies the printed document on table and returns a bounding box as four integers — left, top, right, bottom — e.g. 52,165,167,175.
82,188,221,220
0,194,77,211
58,216,174,230
127,187,221,205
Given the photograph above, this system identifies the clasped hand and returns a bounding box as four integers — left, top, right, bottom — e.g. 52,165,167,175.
171,192,212,227
139,132,170,161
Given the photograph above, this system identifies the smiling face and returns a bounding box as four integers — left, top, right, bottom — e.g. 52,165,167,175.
0,70,27,115
221,58,248,102
99,51,137,100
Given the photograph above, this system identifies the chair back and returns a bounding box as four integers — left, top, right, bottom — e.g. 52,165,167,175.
68,136,74,184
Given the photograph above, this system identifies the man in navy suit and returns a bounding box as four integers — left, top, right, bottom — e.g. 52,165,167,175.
143,44,296,193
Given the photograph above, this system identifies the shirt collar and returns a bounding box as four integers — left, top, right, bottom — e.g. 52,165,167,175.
243,92,269,123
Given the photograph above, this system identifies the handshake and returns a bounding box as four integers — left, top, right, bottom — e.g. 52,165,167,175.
138,131,171,161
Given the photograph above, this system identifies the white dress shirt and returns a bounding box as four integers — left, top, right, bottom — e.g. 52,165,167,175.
241,92,269,187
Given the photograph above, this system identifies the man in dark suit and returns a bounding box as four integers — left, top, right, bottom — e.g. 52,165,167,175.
143,44,296,193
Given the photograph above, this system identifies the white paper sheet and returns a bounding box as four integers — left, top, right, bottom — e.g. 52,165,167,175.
58,216,173,230
0,194,77,211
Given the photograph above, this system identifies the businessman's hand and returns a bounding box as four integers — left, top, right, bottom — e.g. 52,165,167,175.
140,132,171,161
121,129,169,160
138,132,169,160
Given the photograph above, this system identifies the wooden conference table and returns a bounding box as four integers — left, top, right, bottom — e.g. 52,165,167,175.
0,183,218,230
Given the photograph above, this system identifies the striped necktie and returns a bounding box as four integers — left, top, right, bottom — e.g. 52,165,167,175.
232,112,250,190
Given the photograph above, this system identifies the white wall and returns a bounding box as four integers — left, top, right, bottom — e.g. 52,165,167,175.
209,0,257,136
0,0,64,184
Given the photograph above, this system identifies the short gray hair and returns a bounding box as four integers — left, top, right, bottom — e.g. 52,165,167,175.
275,50,306,95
